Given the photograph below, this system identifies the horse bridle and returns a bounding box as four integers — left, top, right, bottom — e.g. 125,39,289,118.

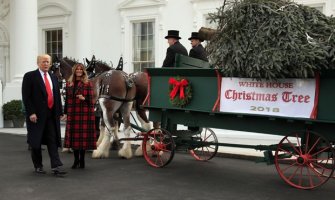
51,61,67,100
52,61,63,80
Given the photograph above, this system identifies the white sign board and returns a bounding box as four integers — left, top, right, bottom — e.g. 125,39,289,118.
220,78,317,119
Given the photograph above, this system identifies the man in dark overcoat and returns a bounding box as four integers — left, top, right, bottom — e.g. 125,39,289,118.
188,32,208,62
162,30,188,67
22,54,66,175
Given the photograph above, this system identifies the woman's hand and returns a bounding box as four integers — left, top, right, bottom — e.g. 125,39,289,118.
60,114,67,121
76,94,85,101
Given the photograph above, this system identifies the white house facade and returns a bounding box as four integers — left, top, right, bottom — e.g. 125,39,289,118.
0,0,334,127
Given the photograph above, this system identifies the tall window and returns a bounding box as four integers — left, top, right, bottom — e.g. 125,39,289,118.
45,29,63,59
132,21,155,72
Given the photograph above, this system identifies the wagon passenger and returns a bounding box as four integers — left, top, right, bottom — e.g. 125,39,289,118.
62,63,96,169
162,30,188,67
188,32,208,62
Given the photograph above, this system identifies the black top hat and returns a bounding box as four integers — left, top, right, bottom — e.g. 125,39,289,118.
165,30,181,39
188,32,203,41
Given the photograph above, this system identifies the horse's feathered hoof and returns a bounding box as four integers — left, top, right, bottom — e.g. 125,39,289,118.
118,148,133,159
92,149,109,159
134,146,143,157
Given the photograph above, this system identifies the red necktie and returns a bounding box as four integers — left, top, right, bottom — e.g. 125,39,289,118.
44,73,54,109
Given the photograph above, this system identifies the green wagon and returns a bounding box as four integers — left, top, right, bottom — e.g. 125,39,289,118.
139,55,335,190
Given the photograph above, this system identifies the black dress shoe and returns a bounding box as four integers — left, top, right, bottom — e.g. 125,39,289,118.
79,160,85,169
71,160,80,169
35,167,46,174
51,166,67,175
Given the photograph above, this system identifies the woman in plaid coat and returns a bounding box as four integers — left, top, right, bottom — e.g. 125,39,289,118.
63,63,96,169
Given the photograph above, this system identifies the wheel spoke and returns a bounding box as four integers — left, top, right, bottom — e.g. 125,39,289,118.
311,146,330,157
305,131,310,154
311,162,332,173
281,162,298,173
288,165,302,181
295,133,303,155
306,166,315,188
298,167,303,187
307,164,327,181
204,133,213,141
307,137,321,154
285,138,301,155
278,147,296,157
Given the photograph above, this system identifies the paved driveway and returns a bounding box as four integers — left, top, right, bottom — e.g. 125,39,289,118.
0,133,334,200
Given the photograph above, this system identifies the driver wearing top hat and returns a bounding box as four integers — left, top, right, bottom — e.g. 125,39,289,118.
188,32,208,62
162,30,188,67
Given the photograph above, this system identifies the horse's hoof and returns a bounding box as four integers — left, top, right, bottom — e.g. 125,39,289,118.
134,146,143,157
118,149,133,159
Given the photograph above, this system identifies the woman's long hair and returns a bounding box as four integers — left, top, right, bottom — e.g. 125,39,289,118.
67,63,89,85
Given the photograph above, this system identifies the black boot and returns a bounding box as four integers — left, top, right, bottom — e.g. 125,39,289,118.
72,150,80,169
79,150,85,169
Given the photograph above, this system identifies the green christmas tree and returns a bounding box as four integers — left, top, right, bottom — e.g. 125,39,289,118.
206,0,335,80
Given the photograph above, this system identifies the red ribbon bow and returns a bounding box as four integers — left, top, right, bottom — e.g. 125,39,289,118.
169,78,189,99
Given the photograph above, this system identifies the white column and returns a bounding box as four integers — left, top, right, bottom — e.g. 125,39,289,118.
3,0,38,102
74,0,92,60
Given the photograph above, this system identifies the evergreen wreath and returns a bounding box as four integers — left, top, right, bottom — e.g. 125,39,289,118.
168,77,192,107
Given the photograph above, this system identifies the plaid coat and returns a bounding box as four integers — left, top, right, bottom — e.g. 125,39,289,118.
63,81,96,150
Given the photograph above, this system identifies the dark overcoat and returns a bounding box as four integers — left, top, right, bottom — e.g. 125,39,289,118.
189,44,208,62
22,69,63,149
162,41,188,67
63,81,96,150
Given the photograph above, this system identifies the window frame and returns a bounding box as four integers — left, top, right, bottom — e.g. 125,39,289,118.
44,28,63,59
131,20,155,72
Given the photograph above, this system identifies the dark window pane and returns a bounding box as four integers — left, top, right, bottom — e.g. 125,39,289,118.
52,31,57,41
47,43,51,54
141,35,148,49
58,42,63,54
52,42,57,53
141,22,147,35
47,31,51,41
141,50,148,61
148,22,153,34
148,35,154,48
58,30,62,41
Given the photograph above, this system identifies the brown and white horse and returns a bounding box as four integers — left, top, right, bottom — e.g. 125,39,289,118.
86,56,152,156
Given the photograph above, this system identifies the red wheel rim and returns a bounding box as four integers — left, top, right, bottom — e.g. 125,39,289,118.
189,128,218,161
275,130,335,189
142,128,175,168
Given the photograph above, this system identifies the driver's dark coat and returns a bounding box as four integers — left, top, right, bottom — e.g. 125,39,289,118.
22,69,63,148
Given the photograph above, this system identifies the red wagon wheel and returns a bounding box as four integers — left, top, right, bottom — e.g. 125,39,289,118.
189,128,218,161
142,128,175,168
275,130,335,189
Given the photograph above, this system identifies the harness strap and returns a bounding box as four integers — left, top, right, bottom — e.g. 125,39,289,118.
99,95,135,102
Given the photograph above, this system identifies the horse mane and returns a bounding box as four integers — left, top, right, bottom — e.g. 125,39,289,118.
96,59,113,71
63,57,79,66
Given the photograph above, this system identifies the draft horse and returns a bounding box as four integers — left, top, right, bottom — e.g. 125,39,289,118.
86,56,152,156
